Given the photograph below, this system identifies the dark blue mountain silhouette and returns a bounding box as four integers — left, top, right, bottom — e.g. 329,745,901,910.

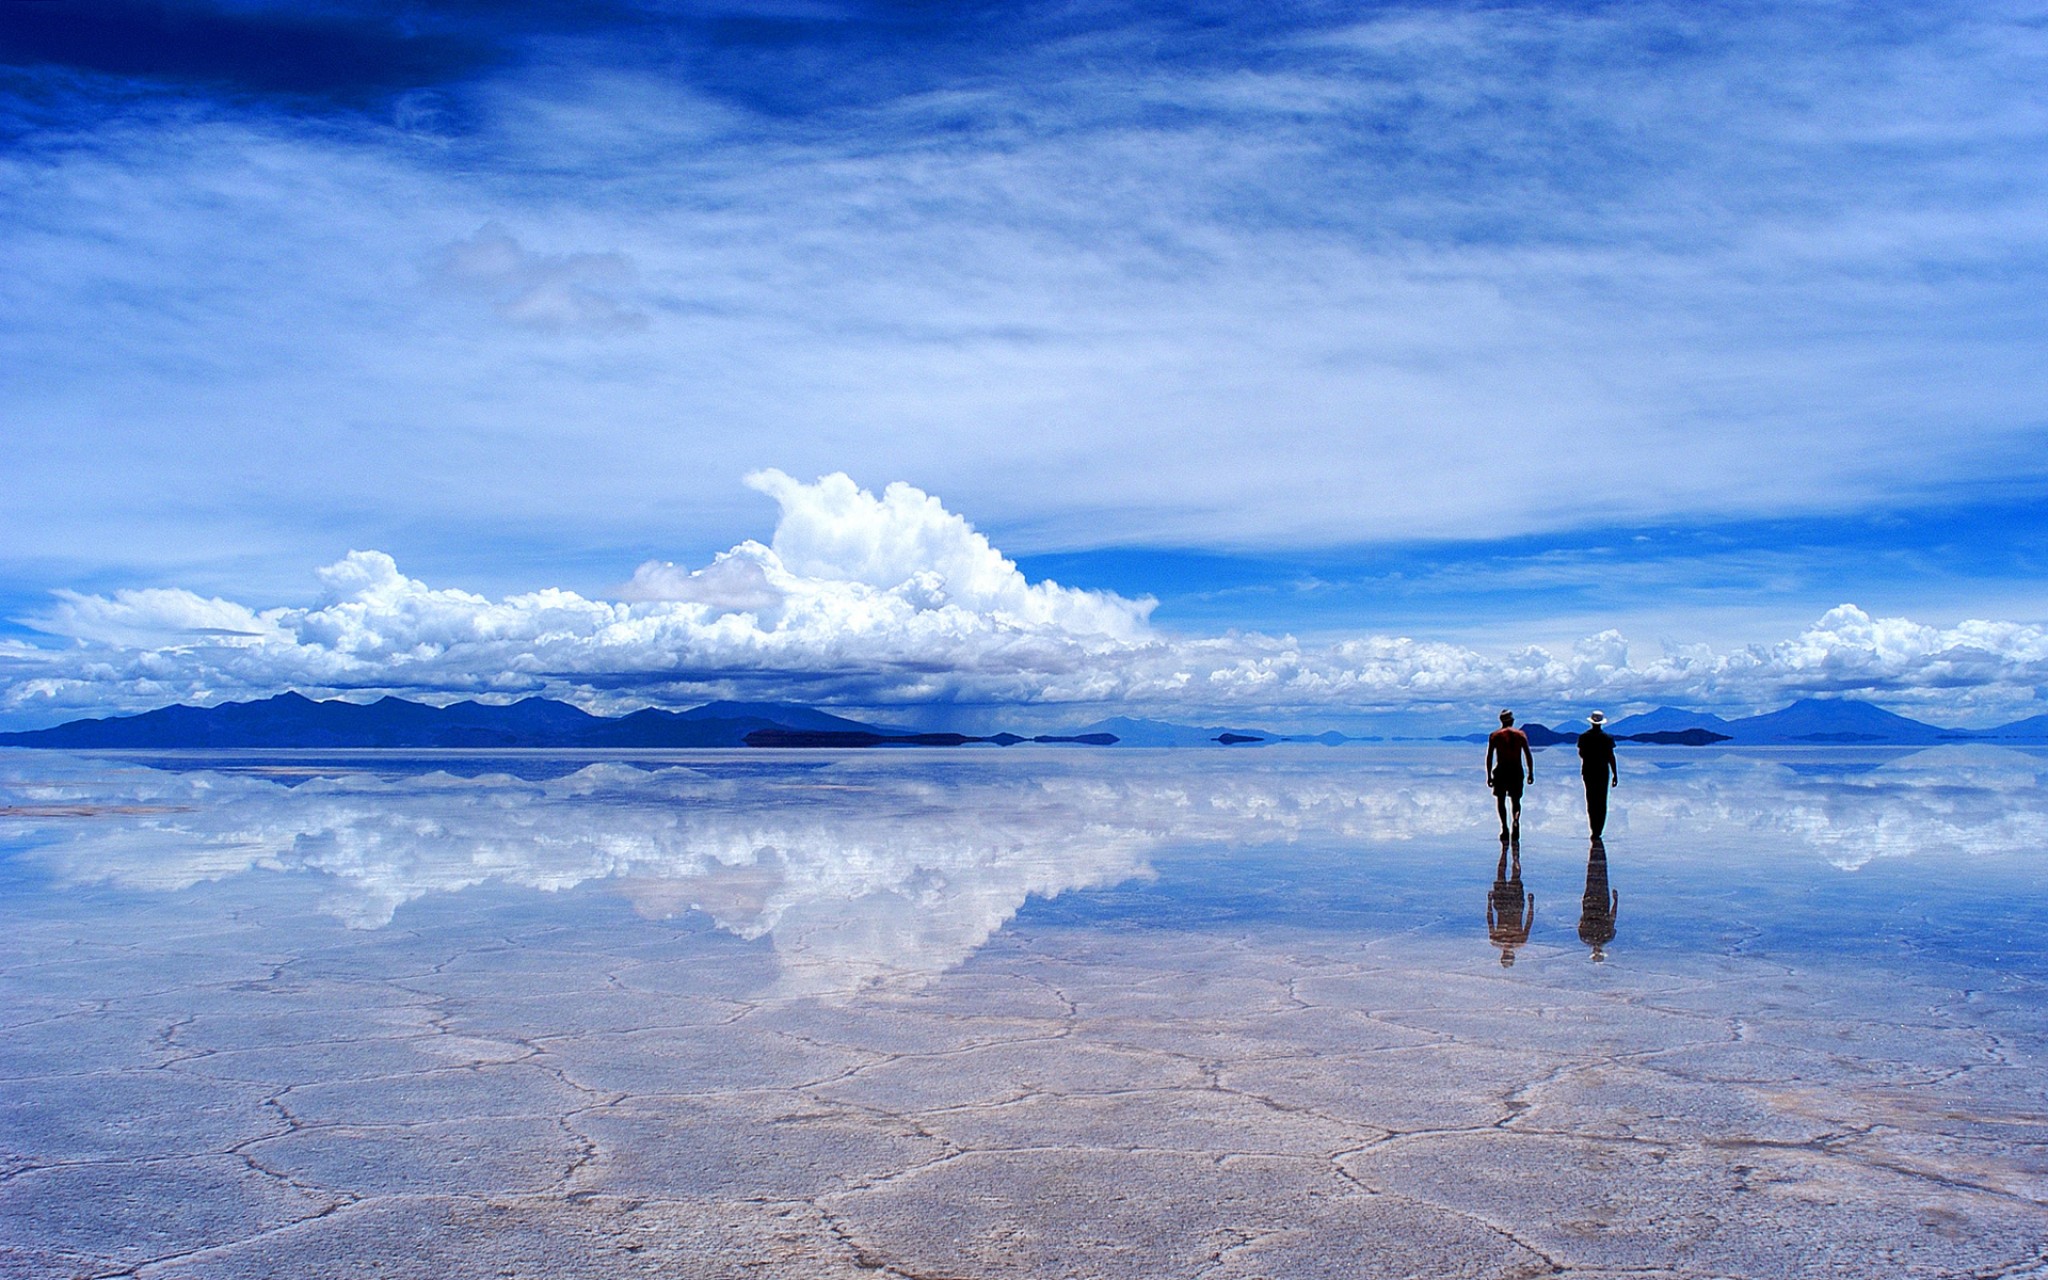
0,694,1117,750
1442,721,1582,746
1608,706,1733,735
675,701,915,734
1601,699,1979,745
1717,698,1947,745
5,692,2037,751
1970,713,2048,743
1441,698,1975,746
0,694,875,749
0,693,609,749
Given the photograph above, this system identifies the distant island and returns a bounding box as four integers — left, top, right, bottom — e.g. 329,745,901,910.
1,692,2043,751
1056,716,1362,748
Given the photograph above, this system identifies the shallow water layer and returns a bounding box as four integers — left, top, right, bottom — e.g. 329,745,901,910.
2,745,2044,1279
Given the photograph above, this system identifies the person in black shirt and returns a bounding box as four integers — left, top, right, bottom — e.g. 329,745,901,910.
1576,710,1619,838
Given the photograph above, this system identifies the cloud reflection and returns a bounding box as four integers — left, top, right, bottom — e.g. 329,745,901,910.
6,746,2044,993
1601,745,2048,871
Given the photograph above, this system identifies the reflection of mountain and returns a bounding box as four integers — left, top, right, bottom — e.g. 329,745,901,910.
8,746,2046,989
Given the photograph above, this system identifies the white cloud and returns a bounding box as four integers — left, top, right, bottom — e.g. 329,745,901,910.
622,546,787,614
37,587,281,649
623,471,1153,640
4,474,2046,728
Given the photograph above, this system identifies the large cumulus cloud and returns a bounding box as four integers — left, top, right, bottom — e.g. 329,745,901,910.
4,473,2046,728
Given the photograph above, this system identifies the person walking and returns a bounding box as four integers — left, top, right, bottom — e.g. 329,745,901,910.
1577,710,1619,838
1485,710,1534,842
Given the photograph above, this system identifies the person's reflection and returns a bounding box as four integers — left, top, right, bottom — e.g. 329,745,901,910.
1578,837,1619,962
1487,840,1534,967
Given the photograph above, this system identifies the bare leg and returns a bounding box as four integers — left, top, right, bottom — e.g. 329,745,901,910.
1495,792,1510,840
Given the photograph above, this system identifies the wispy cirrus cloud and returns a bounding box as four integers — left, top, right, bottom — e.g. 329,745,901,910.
3,1,2046,617
431,222,646,331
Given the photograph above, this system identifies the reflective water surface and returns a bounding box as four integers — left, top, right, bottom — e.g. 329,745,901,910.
4,746,2045,1278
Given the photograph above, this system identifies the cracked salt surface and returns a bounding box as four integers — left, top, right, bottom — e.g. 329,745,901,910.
1,746,2045,1278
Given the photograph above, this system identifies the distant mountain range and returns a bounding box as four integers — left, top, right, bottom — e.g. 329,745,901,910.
0,694,1115,751
2,693,2044,751
1605,706,1732,735
0,696,1301,751
1446,699,2048,747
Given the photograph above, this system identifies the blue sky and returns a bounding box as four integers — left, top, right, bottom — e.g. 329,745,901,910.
3,1,2046,730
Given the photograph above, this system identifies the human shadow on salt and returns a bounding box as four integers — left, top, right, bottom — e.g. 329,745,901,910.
1486,841,1534,968
1578,837,1619,962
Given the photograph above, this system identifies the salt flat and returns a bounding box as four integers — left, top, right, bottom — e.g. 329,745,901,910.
2,747,2044,1279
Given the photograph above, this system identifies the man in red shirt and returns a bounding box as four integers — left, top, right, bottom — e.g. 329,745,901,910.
1485,709,1534,842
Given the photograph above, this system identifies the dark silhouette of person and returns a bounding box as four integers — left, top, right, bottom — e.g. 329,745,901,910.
1485,709,1534,842
1487,842,1534,968
1578,837,1618,962
1576,710,1619,838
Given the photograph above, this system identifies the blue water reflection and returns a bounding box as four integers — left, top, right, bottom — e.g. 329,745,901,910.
4,745,2046,993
